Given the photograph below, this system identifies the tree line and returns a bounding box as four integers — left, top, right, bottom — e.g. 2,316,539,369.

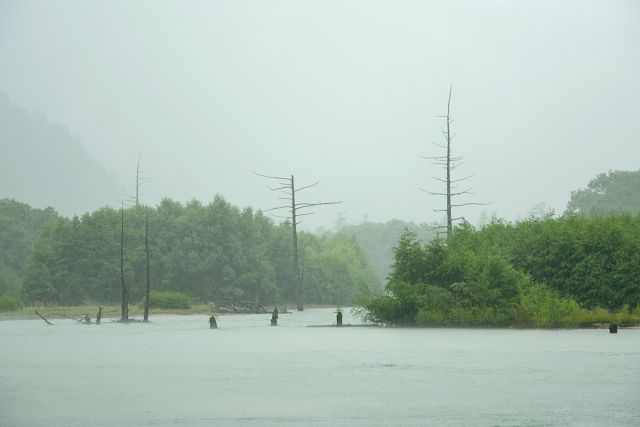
1,197,380,307
360,213,640,327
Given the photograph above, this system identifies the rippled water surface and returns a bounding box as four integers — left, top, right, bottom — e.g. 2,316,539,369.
1,308,639,426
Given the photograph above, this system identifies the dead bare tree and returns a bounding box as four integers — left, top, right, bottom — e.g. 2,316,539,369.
143,211,151,322
120,201,129,321
254,172,341,311
421,85,487,239
129,154,150,208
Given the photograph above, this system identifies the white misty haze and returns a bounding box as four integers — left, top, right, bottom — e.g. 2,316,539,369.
1,0,639,229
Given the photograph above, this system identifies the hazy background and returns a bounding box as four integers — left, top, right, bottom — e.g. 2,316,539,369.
1,0,639,230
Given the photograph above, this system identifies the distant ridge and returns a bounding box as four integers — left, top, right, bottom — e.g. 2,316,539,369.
0,93,124,216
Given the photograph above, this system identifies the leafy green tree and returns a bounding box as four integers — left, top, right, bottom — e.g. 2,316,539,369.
18,196,379,306
0,199,57,297
566,170,640,216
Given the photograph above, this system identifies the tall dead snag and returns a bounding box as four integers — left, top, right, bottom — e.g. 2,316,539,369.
254,172,341,311
143,211,151,322
132,154,150,208
120,201,129,321
421,85,487,239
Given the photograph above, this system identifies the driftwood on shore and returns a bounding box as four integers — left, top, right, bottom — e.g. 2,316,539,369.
216,296,268,314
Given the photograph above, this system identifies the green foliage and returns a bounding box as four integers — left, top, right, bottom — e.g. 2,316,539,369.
517,280,580,327
16,196,379,306
0,199,58,297
0,295,23,312
566,169,640,216
361,214,640,327
146,291,192,309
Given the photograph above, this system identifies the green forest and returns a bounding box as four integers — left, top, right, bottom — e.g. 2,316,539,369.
0,197,380,309
3,169,640,328
360,170,640,327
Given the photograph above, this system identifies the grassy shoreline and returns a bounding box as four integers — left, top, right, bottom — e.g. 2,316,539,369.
0,304,214,321
3,305,639,328
0,303,338,321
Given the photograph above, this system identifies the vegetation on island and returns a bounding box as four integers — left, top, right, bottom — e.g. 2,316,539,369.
359,214,640,328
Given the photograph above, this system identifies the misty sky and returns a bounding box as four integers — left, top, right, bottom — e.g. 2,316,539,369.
1,0,639,230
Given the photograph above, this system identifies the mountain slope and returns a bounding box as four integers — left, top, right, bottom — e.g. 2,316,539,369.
0,93,124,216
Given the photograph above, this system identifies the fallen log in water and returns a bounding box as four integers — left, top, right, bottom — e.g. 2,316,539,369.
35,310,53,325
54,313,84,323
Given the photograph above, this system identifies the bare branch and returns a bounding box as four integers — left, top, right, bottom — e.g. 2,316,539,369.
296,201,342,210
253,171,291,181
451,202,491,207
270,214,291,220
419,187,447,196
450,175,474,183
294,181,320,193
262,205,291,212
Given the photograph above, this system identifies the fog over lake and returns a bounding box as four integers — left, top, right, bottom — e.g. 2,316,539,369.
1,1,639,228
2,308,639,426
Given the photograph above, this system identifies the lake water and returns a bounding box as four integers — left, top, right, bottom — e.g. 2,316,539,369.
1,307,639,426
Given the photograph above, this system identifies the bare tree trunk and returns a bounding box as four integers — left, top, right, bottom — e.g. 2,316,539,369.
143,212,151,322
445,87,453,239
135,155,141,208
422,85,487,239
290,175,303,311
253,171,341,311
120,202,128,321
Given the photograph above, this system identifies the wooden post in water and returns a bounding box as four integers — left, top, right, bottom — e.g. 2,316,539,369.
96,306,102,325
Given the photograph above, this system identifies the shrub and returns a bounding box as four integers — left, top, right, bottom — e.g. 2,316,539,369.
0,295,23,312
145,291,192,309
517,281,580,327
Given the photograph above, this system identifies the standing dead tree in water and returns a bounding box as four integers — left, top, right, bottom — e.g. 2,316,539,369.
120,201,129,321
143,212,151,322
253,172,341,311
421,85,488,239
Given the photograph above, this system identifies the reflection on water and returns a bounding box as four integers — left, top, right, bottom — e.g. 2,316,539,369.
1,308,639,426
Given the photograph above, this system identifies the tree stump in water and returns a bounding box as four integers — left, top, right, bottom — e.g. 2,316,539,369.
609,323,618,333
271,315,277,326
209,316,218,329
337,311,343,327
96,307,102,325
